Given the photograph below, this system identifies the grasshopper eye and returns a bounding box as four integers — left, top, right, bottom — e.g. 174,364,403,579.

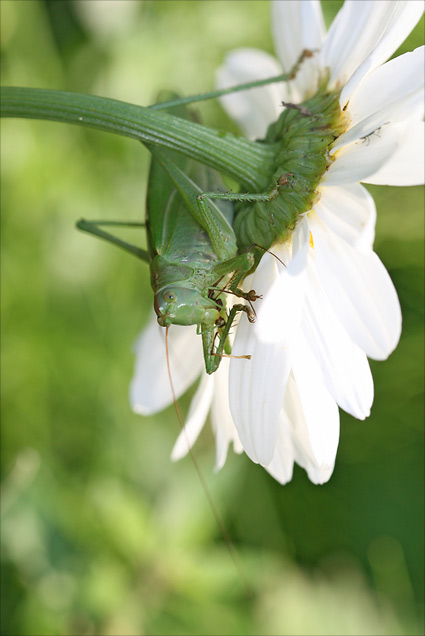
163,290,177,303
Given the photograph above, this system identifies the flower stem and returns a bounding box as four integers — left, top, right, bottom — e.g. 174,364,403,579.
1,87,275,190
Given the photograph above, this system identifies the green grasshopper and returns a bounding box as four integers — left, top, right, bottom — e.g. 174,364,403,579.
78,100,258,374
78,56,347,375
145,148,259,374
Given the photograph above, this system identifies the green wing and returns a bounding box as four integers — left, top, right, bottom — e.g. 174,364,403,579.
145,95,236,263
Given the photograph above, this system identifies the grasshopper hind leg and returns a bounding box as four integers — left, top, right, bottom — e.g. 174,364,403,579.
76,219,149,262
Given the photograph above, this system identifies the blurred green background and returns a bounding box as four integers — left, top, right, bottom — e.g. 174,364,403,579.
1,2,423,635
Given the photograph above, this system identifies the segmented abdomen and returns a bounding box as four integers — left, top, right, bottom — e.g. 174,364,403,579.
234,88,347,256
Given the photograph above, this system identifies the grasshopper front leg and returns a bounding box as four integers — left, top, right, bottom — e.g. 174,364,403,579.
202,251,263,374
202,302,252,375
210,251,260,320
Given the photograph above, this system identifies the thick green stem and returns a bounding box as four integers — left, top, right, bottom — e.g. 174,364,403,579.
1,86,275,191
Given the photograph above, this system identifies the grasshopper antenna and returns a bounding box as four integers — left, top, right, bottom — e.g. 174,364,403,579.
247,243,287,268
164,327,253,599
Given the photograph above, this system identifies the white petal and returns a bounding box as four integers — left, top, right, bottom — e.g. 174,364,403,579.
264,413,295,485
321,1,396,90
272,0,325,72
333,93,423,158
130,315,203,415
210,359,242,471
229,264,293,465
309,215,402,360
170,374,214,461
255,217,309,343
333,47,425,152
363,115,425,186
216,48,285,139
231,434,244,456
340,3,425,106
229,317,292,466
314,183,377,249
303,254,374,419
331,47,425,160
272,0,325,99
286,360,340,485
324,128,399,185
321,1,423,103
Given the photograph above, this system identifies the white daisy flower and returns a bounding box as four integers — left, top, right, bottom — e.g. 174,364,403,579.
218,0,424,483
131,0,424,485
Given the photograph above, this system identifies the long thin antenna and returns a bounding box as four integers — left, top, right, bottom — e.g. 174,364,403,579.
165,327,253,598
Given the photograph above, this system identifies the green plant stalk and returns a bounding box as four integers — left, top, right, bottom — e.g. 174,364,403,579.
0,86,276,191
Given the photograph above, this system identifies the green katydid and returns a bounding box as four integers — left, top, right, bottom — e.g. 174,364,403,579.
76,59,348,376
78,99,259,375
145,148,258,375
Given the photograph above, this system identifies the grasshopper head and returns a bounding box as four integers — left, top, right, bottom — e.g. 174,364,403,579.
154,286,220,327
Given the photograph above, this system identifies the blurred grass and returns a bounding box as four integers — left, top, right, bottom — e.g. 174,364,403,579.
1,1,424,635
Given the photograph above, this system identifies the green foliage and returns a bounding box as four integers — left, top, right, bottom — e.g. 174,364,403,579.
1,1,423,635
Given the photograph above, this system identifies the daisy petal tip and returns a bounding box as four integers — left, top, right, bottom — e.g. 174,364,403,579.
129,383,159,416
307,463,335,485
265,463,294,486
369,312,402,362
347,401,371,421
213,460,225,474
131,403,150,417
170,441,187,463
213,442,229,473
240,440,273,468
